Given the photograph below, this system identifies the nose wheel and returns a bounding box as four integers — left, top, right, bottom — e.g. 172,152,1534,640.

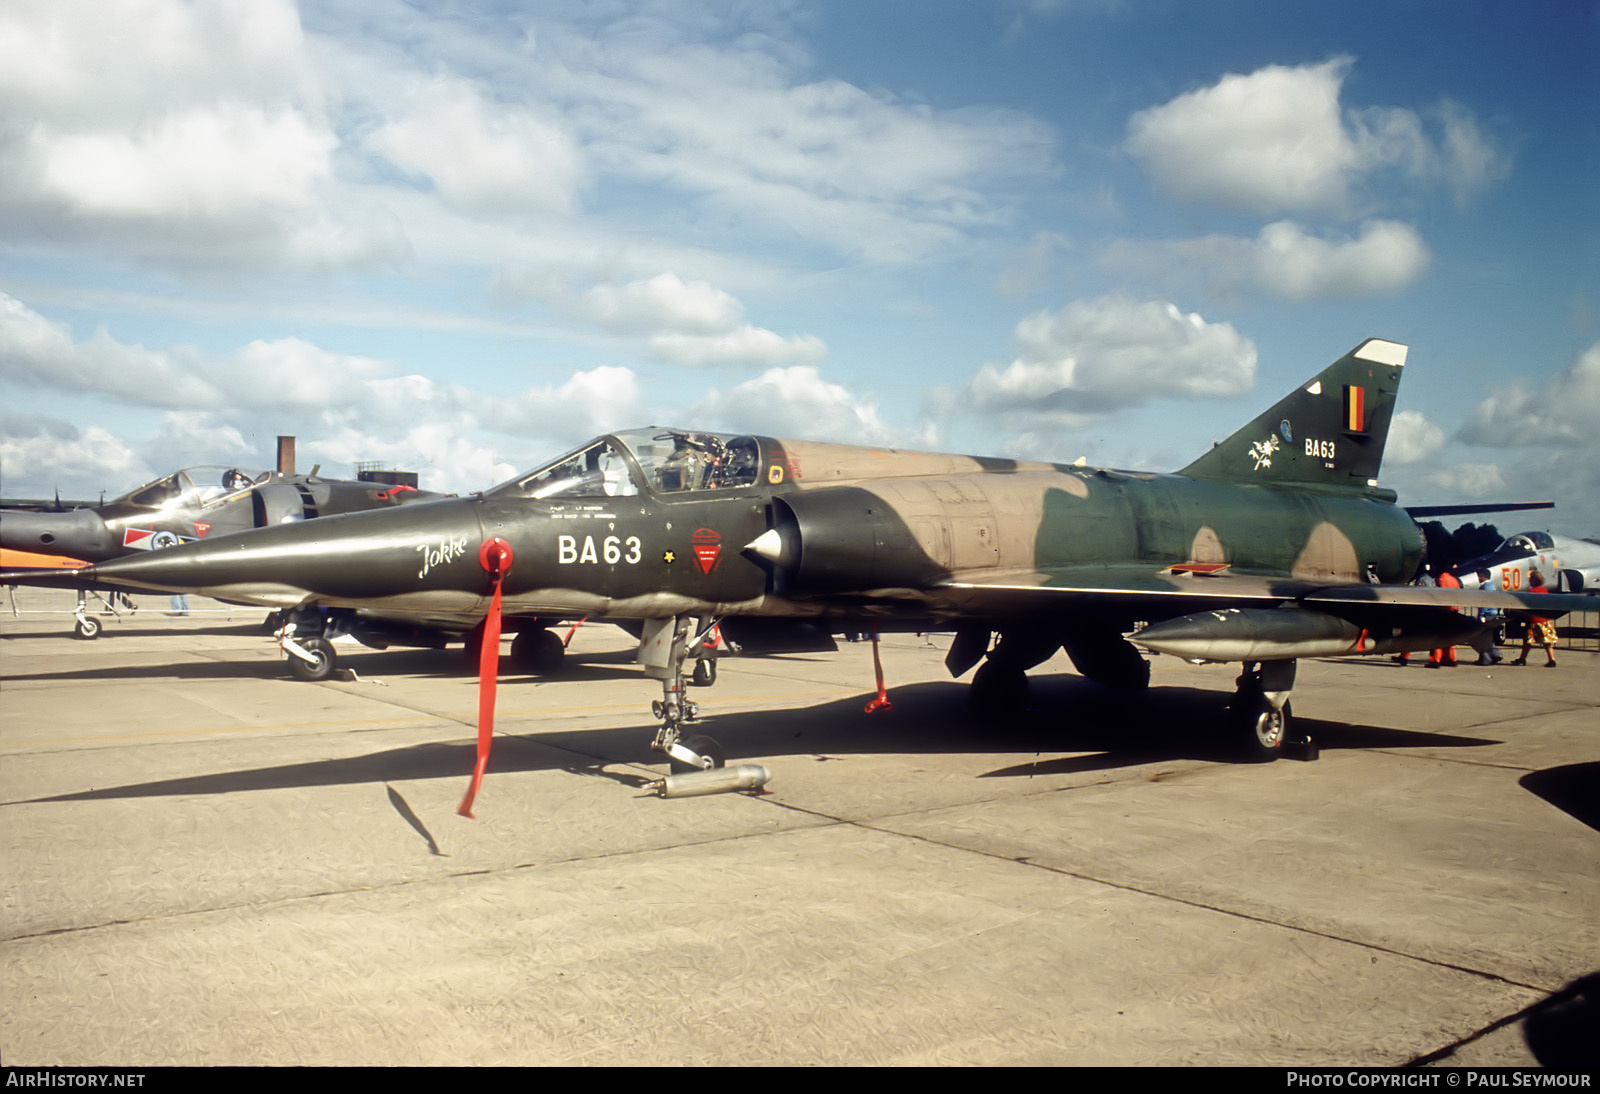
642,615,726,772
287,636,336,681
668,733,726,774
280,610,339,682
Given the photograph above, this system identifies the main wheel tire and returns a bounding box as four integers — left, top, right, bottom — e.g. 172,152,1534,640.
970,660,1030,714
289,636,336,681
510,628,564,675
1239,699,1293,761
670,733,726,774
73,615,102,640
691,657,717,687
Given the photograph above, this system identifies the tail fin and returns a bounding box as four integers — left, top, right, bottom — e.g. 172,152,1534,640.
1179,338,1407,491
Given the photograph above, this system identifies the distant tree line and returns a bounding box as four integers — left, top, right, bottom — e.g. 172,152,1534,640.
1418,521,1504,573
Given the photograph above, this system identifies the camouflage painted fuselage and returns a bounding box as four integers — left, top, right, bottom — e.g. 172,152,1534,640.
48,436,1421,636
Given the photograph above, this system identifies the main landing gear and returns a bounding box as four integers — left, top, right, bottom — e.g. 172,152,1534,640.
639,615,725,772
1229,660,1315,761
957,625,1152,715
956,624,1313,763
510,627,565,674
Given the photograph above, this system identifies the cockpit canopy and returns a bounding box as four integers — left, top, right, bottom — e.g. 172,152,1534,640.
490,428,765,501
116,466,272,510
1502,531,1554,554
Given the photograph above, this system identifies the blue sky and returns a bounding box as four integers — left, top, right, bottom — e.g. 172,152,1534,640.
3,0,1597,533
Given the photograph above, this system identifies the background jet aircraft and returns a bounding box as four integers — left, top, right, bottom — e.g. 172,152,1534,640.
1,461,443,637
1453,530,1600,594
11,339,1592,796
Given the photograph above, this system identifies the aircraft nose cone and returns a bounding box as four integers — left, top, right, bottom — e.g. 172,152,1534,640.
0,508,113,562
66,497,491,609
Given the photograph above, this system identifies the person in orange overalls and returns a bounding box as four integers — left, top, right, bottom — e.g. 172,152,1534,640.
1427,570,1461,667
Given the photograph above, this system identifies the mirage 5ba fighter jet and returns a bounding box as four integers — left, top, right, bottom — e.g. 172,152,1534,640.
13,339,1591,788
1,463,442,637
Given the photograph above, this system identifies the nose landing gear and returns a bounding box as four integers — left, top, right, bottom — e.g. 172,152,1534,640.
640,615,726,772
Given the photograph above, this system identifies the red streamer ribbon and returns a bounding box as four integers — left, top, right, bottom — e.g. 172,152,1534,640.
863,627,893,713
458,537,513,819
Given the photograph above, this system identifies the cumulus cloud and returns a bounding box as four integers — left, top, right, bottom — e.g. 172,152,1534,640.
1126,58,1358,214
0,414,145,491
0,291,652,495
0,293,400,411
691,367,896,444
1457,341,1600,448
570,273,827,368
0,0,411,268
578,274,743,335
0,1,1055,276
650,327,826,369
146,412,253,465
1388,343,1600,535
0,0,315,124
1385,409,1447,465
487,366,647,442
0,293,220,407
31,104,334,219
964,296,1257,428
229,338,394,410
556,16,1056,263
1125,57,1507,215
1102,220,1432,303
1414,460,1510,499
366,77,584,216
283,362,642,495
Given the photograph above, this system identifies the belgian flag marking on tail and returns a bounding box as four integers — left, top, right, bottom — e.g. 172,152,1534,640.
1344,385,1367,433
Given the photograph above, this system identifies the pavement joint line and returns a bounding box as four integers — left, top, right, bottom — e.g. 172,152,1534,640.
0,686,864,753
0,797,843,945
0,756,1132,943
1363,749,1548,774
749,786,1564,999
690,787,1562,1000
1403,984,1580,1068
845,816,1555,997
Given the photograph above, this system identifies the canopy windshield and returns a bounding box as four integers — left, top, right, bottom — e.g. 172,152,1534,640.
1502,531,1554,553
489,428,764,501
116,466,271,510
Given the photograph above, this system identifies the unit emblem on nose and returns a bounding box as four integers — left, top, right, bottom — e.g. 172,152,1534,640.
691,528,722,574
